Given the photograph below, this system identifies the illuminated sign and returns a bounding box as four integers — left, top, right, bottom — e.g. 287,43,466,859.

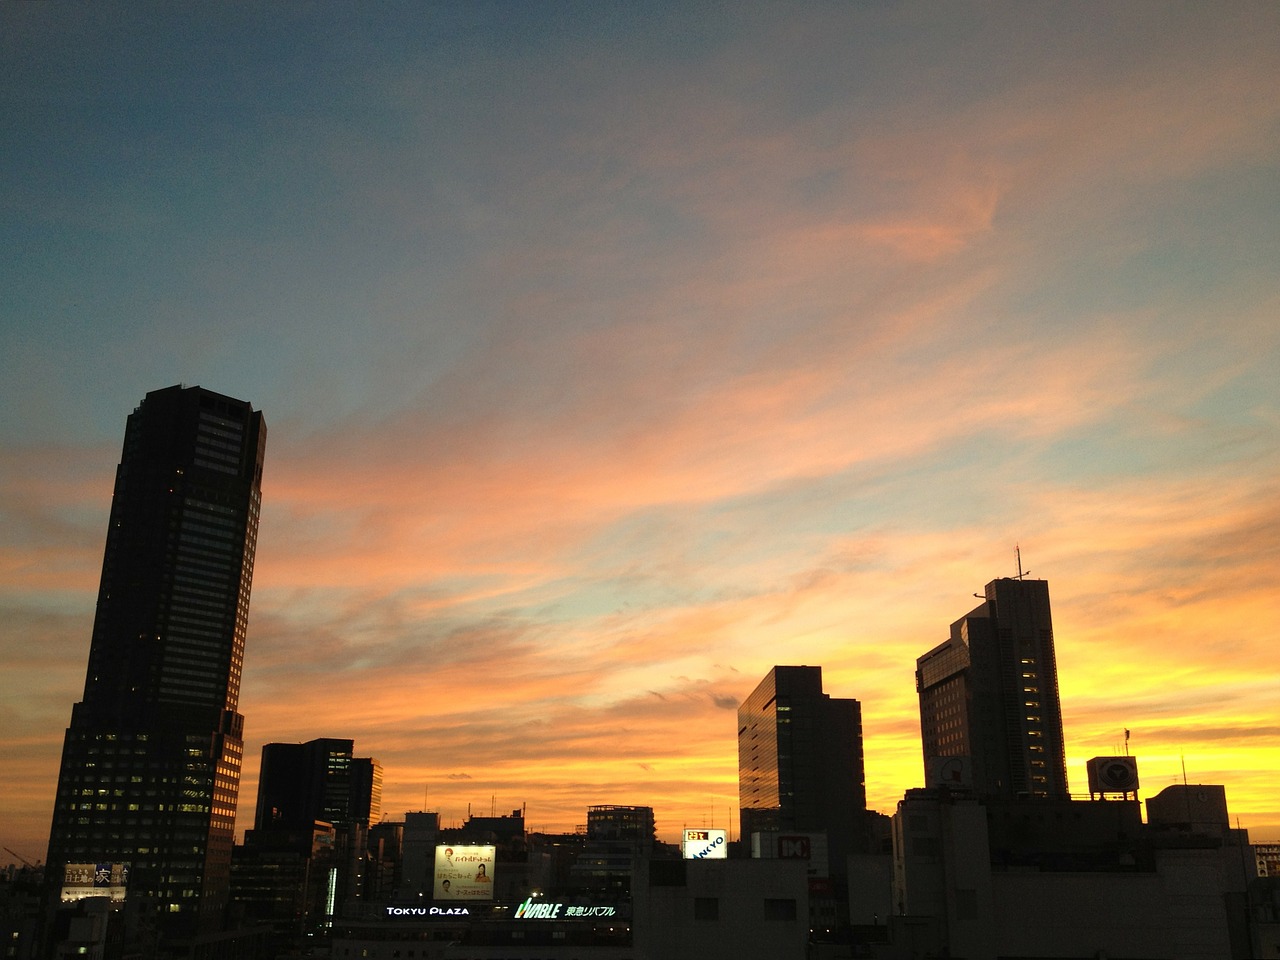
384,905,471,918
514,897,617,919
433,845,496,901
60,862,129,904
682,828,728,860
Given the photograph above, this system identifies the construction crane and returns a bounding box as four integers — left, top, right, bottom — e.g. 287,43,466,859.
4,846,38,869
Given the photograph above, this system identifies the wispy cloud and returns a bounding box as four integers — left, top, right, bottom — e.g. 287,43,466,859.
2,3,1278,853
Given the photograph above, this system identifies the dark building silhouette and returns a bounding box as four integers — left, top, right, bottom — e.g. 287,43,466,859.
916,576,1068,799
350,757,384,829
254,738,382,832
45,385,266,941
234,738,382,944
230,820,337,948
891,783,1258,957
364,820,404,900
737,666,867,870
586,805,656,845
568,805,658,899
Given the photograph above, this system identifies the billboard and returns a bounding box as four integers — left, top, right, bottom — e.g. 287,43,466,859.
1086,756,1140,795
750,831,830,877
433,845,496,900
682,828,728,859
60,862,129,903
927,755,972,790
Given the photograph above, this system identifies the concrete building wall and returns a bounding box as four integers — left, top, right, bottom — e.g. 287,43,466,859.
892,789,994,957
632,859,809,960
891,789,1254,959
847,853,893,926
401,812,441,898
991,848,1241,959
993,868,1176,958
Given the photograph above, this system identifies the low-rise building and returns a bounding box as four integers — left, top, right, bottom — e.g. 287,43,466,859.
887,784,1258,959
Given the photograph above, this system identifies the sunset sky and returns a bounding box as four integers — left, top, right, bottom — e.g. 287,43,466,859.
3,3,1279,857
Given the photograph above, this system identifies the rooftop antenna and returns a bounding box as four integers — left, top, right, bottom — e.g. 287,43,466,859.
1124,728,1130,757
1016,544,1029,580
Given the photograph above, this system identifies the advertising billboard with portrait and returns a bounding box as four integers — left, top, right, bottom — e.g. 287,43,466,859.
433,844,496,900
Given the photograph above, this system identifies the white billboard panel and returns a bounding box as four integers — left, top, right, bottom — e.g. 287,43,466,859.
682,828,728,859
433,845,496,900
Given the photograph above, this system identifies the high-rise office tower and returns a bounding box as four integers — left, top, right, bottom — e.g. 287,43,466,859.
916,576,1068,799
738,666,867,868
46,385,266,939
349,757,383,829
254,738,382,832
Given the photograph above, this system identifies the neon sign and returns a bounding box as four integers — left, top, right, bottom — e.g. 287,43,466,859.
514,898,617,919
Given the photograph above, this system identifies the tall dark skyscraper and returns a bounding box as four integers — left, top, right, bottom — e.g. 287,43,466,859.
916,576,1068,799
738,666,867,870
46,385,266,939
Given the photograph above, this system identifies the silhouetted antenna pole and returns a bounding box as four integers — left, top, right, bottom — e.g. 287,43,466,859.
1016,544,1029,580
3,847,36,869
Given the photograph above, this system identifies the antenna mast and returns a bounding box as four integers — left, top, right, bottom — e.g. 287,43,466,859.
1015,544,1029,580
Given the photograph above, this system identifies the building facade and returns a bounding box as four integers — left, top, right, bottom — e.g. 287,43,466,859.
45,385,266,941
737,666,867,872
238,738,384,940
254,738,383,832
916,577,1068,800
890,786,1258,959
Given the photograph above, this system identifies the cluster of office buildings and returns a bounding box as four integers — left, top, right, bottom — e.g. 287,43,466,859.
7,385,1280,959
